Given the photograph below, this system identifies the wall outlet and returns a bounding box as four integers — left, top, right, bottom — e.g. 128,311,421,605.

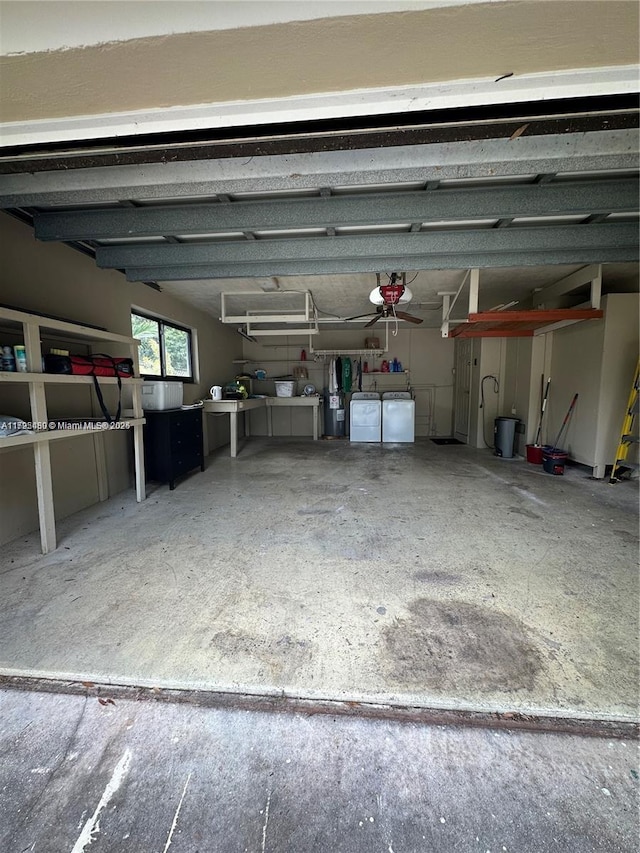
511,405,517,415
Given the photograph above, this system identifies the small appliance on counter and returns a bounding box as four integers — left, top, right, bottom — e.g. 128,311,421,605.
223,380,246,399
235,374,253,396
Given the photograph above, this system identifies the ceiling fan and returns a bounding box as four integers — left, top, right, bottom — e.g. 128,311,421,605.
347,272,424,327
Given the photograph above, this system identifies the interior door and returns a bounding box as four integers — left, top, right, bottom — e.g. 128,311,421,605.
454,339,472,442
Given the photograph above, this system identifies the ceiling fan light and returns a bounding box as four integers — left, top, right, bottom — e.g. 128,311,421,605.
369,285,413,305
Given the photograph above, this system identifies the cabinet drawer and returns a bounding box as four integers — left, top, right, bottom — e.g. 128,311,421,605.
170,429,202,454
144,408,203,488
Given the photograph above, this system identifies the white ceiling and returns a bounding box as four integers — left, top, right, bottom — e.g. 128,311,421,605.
159,264,639,330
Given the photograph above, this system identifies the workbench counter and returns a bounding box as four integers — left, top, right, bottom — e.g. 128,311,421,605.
203,396,320,457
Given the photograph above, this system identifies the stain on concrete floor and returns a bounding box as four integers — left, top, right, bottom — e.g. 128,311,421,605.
383,598,544,694
210,630,312,681
613,528,639,545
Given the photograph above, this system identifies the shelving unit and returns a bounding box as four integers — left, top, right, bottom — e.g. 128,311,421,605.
309,349,386,358
232,359,318,365
0,306,146,553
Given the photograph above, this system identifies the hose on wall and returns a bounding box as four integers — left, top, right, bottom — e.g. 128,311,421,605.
480,374,500,449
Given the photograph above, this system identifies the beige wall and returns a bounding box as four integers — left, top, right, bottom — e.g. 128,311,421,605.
467,337,505,449
0,212,240,545
239,327,455,437
486,294,639,472
502,337,534,455
547,294,639,475
1,2,637,122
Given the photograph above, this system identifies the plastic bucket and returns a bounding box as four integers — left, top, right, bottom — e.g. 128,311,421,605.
542,448,568,475
526,444,544,464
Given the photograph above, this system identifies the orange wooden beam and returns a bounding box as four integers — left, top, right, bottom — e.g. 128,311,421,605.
450,327,534,338
467,309,603,323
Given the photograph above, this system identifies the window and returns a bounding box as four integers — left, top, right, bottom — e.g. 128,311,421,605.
131,311,193,381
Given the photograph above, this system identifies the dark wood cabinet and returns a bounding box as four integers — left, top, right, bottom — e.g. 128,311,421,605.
144,408,204,490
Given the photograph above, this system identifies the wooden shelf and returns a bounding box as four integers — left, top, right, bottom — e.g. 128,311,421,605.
0,419,146,450
0,372,143,384
0,306,146,553
0,305,140,345
450,308,604,338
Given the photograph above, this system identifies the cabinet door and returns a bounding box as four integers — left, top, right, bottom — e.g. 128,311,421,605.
144,413,170,480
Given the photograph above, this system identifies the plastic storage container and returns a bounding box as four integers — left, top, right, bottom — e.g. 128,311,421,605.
274,380,296,397
141,381,183,410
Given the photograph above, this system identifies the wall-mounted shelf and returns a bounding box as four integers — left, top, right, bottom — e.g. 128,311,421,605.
309,349,385,358
233,359,320,366
0,306,146,553
449,308,604,338
0,372,144,385
363,370,410,376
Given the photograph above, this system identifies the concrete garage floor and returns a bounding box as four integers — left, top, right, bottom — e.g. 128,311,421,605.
0,438,638,721
1,687,638,853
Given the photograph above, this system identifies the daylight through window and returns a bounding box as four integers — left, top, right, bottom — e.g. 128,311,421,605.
131,312,193,381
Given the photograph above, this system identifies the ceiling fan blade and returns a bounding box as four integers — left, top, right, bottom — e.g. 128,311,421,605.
364,314,382,328
394,311,424,325
344,312,377,321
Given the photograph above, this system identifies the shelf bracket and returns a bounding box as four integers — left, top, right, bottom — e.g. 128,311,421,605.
439,269,475,338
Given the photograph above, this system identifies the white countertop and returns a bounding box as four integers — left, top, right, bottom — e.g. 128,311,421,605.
203,396,319,412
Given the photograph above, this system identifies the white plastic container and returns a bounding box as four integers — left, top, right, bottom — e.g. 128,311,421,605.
141,381,183,410
274,380,296,397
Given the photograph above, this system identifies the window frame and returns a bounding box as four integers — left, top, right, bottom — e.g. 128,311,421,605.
131,309,195,382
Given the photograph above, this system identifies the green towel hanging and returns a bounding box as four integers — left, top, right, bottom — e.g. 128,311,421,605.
342,357,352,393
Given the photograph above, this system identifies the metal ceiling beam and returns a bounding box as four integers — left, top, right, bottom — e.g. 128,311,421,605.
125,248,635,282
32,179,639,241
97,223,638,270
0,131,636,207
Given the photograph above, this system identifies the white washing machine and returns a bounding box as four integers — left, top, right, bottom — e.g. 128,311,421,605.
382,391,415,443
349,392,381,442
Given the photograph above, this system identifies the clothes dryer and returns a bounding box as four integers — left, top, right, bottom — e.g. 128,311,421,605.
349,392,381,442
382,391,415,443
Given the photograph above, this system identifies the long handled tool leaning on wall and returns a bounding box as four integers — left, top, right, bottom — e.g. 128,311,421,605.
533,376,551,447
551,392,579,452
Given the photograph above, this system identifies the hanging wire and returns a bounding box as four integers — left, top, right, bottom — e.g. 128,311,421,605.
390,302,399,336
277,288,343,320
